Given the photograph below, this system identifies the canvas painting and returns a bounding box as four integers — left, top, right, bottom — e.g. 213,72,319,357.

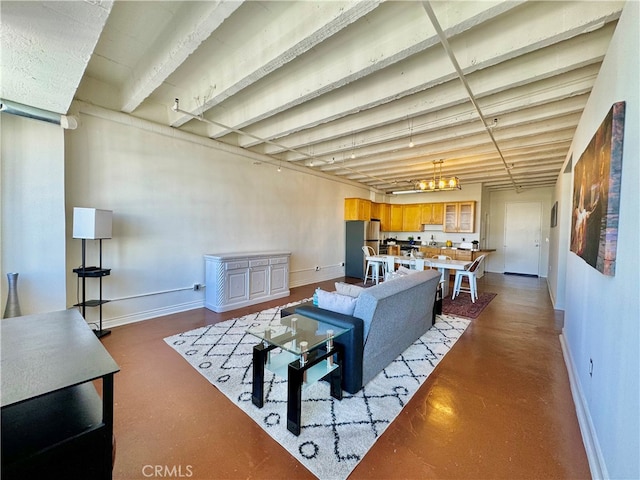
570,101,625,276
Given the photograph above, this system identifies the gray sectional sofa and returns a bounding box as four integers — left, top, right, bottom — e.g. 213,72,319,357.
290,269,441,393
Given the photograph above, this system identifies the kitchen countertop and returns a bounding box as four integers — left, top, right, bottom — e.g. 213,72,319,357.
382,242,495,253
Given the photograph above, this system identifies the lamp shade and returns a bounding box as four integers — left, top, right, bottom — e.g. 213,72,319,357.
73,207,113,239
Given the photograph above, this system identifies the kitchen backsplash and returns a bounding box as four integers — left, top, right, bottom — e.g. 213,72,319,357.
382,231,480,245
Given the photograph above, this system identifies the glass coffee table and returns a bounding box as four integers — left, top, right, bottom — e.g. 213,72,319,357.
246,313,348,436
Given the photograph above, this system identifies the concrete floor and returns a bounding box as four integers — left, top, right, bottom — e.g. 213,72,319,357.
101,273,590,480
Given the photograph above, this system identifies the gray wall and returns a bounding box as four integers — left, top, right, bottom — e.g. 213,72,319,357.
560,2,639,478
1,115,67,314
61,107,370,327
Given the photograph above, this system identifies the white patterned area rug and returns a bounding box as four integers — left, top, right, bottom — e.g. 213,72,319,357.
164,301,469,480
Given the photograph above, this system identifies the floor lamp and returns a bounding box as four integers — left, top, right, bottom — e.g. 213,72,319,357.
73,207,113,338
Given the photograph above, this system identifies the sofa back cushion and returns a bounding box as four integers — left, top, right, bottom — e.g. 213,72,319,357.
354,269,441,386
317,289,358,315
354,269,440,340
334,282,365,298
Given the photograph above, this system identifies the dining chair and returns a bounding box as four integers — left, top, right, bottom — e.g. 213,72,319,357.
430,255,451,287
426,259,445,312
452,255,486,303
362,245,382,285
384,255,397,281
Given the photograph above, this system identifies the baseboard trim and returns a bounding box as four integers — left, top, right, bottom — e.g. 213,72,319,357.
102,300,204,329
504,272,539,277
559,332,608,479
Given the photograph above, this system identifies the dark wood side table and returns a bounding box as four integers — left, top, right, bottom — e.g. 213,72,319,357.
1,309,120,479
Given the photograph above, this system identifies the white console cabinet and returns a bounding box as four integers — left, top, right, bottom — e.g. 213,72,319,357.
205,252,291,313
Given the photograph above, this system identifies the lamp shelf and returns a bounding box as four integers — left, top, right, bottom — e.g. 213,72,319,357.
74,299,110,308
73,267,111,277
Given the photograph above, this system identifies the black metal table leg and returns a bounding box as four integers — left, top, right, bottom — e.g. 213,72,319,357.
252,343,267,408
287,362,304,435
329,364,342,400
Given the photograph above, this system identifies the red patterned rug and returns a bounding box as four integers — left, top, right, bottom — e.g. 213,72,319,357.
442,292,497,319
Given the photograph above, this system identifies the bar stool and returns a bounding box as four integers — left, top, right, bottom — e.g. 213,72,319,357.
362,246,383,285
452,255,486,303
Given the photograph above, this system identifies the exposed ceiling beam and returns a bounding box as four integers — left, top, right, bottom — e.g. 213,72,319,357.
423,0,518,191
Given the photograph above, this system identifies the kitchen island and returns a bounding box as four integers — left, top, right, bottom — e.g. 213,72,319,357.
379,242,494,278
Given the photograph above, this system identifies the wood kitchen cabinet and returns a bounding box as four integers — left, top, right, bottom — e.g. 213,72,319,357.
453,249,473,261
344,198,371,221
419,247,442,258
376,203,391,231
390,205,403,231
370,202,381,221
402,204,422,232
421,203,444,225
444,201,476,233
344,198,475,233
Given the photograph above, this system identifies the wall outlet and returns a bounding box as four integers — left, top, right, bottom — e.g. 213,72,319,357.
315,266,320,271
193,283,201,291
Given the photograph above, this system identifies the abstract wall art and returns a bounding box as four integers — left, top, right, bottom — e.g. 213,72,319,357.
570,101,626,276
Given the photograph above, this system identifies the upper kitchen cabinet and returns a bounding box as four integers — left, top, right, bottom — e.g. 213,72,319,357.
402,204,422,232
390,205,403,231
444,201,476,233
375,203,391,231
344,198,371,221
421,203,444,225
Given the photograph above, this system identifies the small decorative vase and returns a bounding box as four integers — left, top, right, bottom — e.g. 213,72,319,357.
3,272,22,318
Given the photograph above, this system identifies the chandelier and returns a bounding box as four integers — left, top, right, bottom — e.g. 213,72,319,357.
415,160,460,192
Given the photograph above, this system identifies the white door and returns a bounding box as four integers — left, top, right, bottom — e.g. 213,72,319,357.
504,202,541,275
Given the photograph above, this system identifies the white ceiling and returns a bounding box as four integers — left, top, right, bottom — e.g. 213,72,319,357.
1,1,625,193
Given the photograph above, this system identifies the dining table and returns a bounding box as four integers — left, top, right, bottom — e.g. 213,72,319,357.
365,255,471,297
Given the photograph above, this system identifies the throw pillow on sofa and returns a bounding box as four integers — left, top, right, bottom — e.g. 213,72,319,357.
317,289,358,315
334,282,365,298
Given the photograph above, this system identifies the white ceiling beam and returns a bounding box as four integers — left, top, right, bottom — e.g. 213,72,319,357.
376,146,571,179
0,0,113,113
275,90,589,166
169,1,382,127
236,22,613,153
333,126,576,178
120,1,242,113
255,62,599,155
200,0,525,139
292,104,583,170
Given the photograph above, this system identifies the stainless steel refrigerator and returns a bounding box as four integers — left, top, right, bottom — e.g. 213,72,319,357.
345,220,380,279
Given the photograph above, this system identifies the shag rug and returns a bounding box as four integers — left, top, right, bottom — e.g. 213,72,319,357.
164,301,469,480
442,291,497,319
